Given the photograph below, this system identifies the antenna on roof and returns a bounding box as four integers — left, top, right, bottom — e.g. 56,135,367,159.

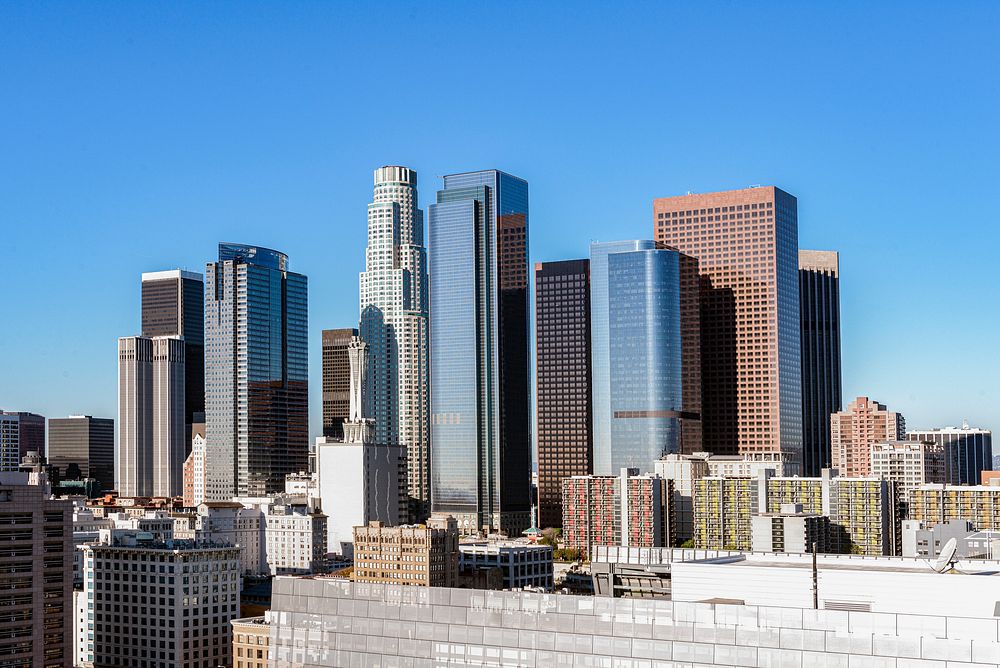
932,538,959,574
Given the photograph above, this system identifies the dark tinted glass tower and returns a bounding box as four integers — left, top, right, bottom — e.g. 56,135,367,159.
799,250,842,476
429,170,530,535
0,411,45,471
535,260,592,529
322,328,357,439
48,415,114,490
141,269,205,436
204,243,308,499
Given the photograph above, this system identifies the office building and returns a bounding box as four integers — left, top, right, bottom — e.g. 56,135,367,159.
458,540,554,590
534,259,592,529
204,243,308,499
117,335,186,498
831,396,905,477
351,514,459,587
590,241,688,475
751,503,830,553
908,423,994,485
320,328,356,439
81,531,241,668
562,468,673,554
428,170,531,535
654,186,802,472
263,500,327,575
0,410,45,471
909,484,1000,531
231,616,269,668
799,250,842,476
870,440,946,498
141,269,204,436
175,501,267,576
48,415,114,490
359,166,430,524
0,470,73,668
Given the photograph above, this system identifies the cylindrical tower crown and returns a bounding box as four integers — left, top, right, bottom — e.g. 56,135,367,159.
374,165,417,187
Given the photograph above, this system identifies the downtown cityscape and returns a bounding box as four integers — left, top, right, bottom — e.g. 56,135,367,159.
3,3,1000,668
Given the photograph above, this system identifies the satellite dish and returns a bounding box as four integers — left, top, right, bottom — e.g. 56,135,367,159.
932,538,959,573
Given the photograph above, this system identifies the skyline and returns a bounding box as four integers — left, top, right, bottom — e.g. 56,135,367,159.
3,3,1000,439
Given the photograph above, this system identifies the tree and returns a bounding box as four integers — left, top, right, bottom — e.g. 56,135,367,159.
679,539,695,548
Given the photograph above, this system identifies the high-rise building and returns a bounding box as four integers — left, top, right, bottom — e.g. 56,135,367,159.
799,250,842,476
0,469,73,667
870,440,946,499
831,396,905,477
141,269,204,434
321,328,357,439
428,170,530,536
204,243,308,499
0,410,45,471
590,241,686,475
534,259,592,529
352,514,459,587
359,166,430,524
907,423,993,485
48,415,114,490
654,186,802,472
117,335,186,497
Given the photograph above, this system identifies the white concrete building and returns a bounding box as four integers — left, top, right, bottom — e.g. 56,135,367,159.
190,429,207,505
175,501,268,576
871,439,946,498
459,540,554,590
264,501,327,574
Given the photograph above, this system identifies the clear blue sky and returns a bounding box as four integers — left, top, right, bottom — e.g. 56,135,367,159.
2,2,998,441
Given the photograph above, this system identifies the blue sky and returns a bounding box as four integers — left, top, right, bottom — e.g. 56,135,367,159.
2,2,998,440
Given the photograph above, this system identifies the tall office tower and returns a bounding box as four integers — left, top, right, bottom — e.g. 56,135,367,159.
831,396,905,477
141,269,204,434
654,186,802,473
359,166,430,523
428,170,531,535
0,469,73,667
907,423,994,485
799,250,842,476
590,241,686,475
321,327,357,439
117,336,186,497
535,259,592,529
48,415,114,490
0,410,45,471
204,243,308,499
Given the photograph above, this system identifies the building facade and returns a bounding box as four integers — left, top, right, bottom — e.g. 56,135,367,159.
140,269,205,434
0,410,45,472
458,540,554,590
320,328,356,440
359,165,430,524
654,186,802,472
204,243,308,499
263,501,327,575
750,504,830,553
428,170,531,536
352,515,459,587
48,415,114,490
231,616,269,668
831,396,905,477
909,484,1000,531
799,250,842,476
908,423,993,485
870,440,946,499
534,259,592,529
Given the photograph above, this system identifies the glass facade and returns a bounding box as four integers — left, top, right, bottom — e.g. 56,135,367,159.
429,170,530,534
607,248,682,473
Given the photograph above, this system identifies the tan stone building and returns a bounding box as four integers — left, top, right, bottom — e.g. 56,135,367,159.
351,514,459,586
232,616,269,668
831,396,905,477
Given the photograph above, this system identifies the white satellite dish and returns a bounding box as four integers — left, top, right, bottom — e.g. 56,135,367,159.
932,538,959,573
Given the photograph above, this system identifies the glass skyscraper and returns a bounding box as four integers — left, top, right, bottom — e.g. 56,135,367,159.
204,243,308,499
591,241,684,475
428,170,530,535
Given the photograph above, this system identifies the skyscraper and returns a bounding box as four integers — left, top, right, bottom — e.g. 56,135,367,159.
799,250,842,476
654,186,802,473
141,269,204,433
117,336,186,497
0,411,45,471
321,328,357,439
428,170,530,535
534,260,592,529
907,424,993,485
204,243,308,499
590,242,685,476
359,166,430,523
48,415,114,490
831,396,905,477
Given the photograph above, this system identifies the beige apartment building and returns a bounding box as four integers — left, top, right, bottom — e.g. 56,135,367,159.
232,616,269,668
831,396,905,477
351,514,459,586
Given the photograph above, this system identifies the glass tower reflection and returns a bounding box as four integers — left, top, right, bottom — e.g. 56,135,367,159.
428,170,530,535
